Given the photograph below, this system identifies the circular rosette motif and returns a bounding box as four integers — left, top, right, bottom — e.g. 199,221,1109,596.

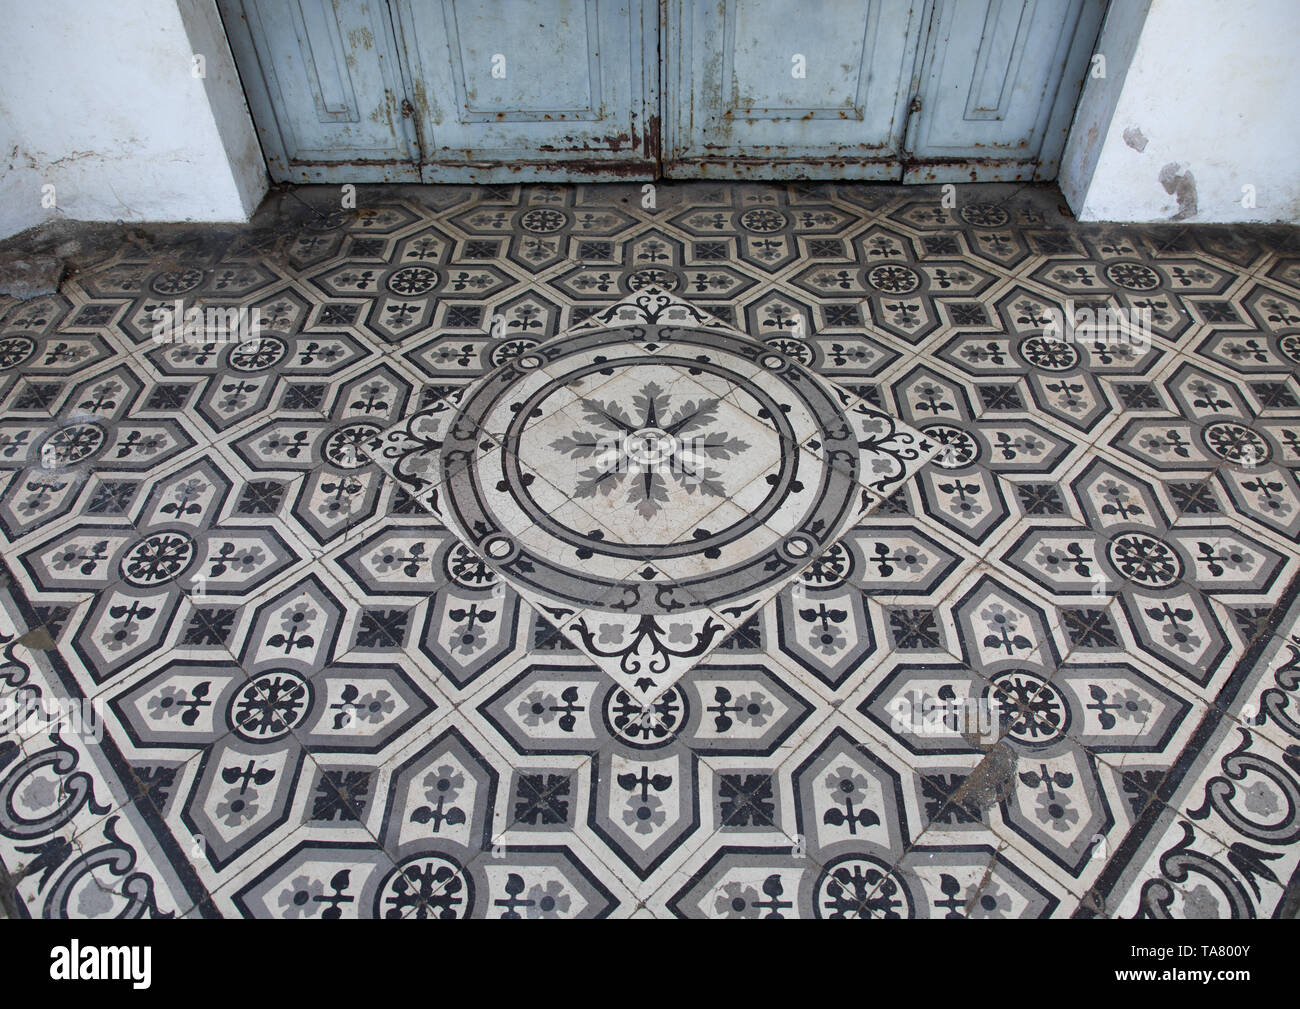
985,670,1068,745
228,670,312,742
1200,420,1272,466
120,530,198,587
436,325,873,614
1106,532,1183,588
814,855,915,918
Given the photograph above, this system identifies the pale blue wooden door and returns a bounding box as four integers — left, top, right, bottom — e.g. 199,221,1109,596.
392,0,658,181
222,0,1104,183
662,0,1105,181
219,0,423,182
663,0,928,180
222,0,656,183
904,0,1106,182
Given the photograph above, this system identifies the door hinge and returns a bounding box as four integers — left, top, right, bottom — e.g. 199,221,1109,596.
908,95,922,116
400,98,415,119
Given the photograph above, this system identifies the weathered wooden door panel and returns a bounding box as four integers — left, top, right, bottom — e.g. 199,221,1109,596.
663,0,927,179
903,0,1105,182
219,0,421,182
221,0,1104,183
392,0,657,181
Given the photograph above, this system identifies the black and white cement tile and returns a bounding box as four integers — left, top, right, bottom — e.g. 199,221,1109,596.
1,182,1298,918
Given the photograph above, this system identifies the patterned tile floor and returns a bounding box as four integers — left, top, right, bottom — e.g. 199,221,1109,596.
1,181,1299,918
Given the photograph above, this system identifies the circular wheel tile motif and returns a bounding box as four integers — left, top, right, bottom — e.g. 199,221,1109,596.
229,671,312,742
369,289,936,699
150,268,205,295
520,208,568,234
1105,262,1162,290
1201,420,1272,465
1019,334,1080,371
228,336,289,372
738,208,787,233
0,335,37,369
386,266,439,296
958,203,1010,228
604,684,688,748
120,530,198,587
376,854,471,918
988,670,1068,745
866,264,921,294
814,855,915,918
443,328,853,607
1105,532,1183,588
41,420,107,466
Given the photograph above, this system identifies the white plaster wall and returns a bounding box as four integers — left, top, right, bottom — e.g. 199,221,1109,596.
0,0,267,239
1063,0,1300,223
0,144,49,240
1058,0,1150,215
4,0,1299,231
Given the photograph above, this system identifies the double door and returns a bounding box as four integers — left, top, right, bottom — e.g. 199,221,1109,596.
220,0,1105,183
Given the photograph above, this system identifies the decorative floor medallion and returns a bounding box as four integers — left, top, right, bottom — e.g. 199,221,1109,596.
3,183,1300,918
368,289,937,698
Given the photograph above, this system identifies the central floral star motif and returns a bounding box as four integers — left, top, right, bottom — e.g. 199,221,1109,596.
549,381,751,518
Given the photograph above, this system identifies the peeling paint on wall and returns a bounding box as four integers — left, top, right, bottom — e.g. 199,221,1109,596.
1066,0,1299,223
1158,162,1198,220
2,0,265,236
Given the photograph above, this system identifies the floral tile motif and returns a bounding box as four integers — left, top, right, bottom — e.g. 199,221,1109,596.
366,287,937,700
1,182,1298,918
